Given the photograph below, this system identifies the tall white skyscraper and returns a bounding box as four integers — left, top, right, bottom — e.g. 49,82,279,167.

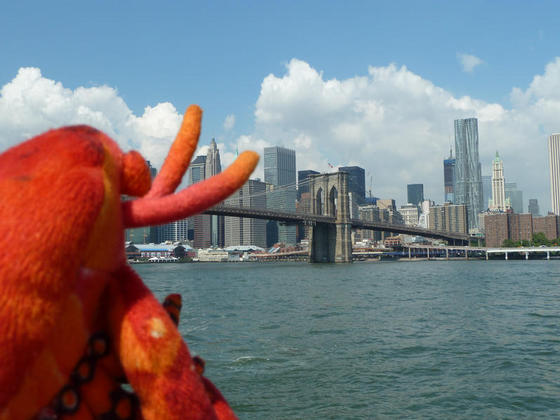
489,151,507,211
549,134,560,215
454,118,483,232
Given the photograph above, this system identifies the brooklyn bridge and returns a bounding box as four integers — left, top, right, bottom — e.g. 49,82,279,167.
203,171,473,263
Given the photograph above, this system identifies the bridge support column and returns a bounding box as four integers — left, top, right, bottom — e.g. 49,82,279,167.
525,252,529,260
335,223,352,263
427,247,430,260
547,251,550,260
446,248,449,260
309,171,352,263
309,222,336,263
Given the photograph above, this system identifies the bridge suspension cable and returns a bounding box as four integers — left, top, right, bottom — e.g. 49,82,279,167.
222,177,314,203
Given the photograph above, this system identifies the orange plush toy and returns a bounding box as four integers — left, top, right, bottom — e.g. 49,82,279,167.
0,105,258,420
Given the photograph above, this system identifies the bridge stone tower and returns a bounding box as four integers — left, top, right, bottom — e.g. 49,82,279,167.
308,171,352,263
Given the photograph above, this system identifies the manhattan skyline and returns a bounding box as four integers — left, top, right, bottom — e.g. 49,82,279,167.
1,1,560,211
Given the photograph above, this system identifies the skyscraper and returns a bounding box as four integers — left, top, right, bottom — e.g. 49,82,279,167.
505,182,523,214
190,140,225,248
454,118,483,232
224,179,267,248
407,184,424,207
339,166,366,205
205,139,224,247
205,139,222,177
489,151,507,212
264,146,297,245
298,170,319,200
549,134,560,215
528,199,540,216
481,175,492,211
187,155,206,241
125,160,157,244
189,155,207,184
443,150,455,203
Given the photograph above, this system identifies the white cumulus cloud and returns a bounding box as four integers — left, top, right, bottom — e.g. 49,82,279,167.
2,61,560,213
239,58,560,211
457,53,484,73
223,114,235,131
0,67,183,168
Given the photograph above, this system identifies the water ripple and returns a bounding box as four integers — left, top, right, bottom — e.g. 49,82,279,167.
138,260,560,418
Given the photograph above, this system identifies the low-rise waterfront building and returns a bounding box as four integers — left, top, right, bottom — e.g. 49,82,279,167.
532,214,560,240
125,243,191,260
484,213,560,247
384,235,402,247
197,248,230,262
484,213,533,247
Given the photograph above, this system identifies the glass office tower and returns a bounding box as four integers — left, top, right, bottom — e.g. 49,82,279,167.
264,146,297,245
454,118,483,232
339,166,366,205
407,184,424,207
443,150,455,203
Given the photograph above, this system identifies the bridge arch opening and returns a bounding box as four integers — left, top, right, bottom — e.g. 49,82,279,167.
329,186,338,217
316,188,324,215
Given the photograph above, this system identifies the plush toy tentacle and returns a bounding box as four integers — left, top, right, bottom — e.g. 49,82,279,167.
105,265,224,420
146,105,202,198
122,151,259,228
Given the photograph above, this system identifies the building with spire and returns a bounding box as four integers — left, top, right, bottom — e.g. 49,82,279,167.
489,151,508,212
206,139,224,247
191,139,225,248
205,138,222,177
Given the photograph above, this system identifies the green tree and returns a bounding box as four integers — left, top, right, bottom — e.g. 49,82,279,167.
502,239,516,247
532,232,550,247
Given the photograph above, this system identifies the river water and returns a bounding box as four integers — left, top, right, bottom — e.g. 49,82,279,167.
136,260,560,419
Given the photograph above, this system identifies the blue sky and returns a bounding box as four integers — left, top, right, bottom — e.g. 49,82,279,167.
2,1,560,210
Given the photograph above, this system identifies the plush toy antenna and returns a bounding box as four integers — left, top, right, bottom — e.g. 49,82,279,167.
122,106,259,228
146,105,202,198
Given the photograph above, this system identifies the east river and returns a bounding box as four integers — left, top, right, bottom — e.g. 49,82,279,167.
136,260,560,419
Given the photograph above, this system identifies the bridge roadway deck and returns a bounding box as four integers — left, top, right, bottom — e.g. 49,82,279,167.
204,205,470,242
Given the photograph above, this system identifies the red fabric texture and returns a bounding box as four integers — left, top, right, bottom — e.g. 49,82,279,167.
0,105,257,419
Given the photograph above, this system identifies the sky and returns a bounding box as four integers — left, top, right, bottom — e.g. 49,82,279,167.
2,0,560,211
